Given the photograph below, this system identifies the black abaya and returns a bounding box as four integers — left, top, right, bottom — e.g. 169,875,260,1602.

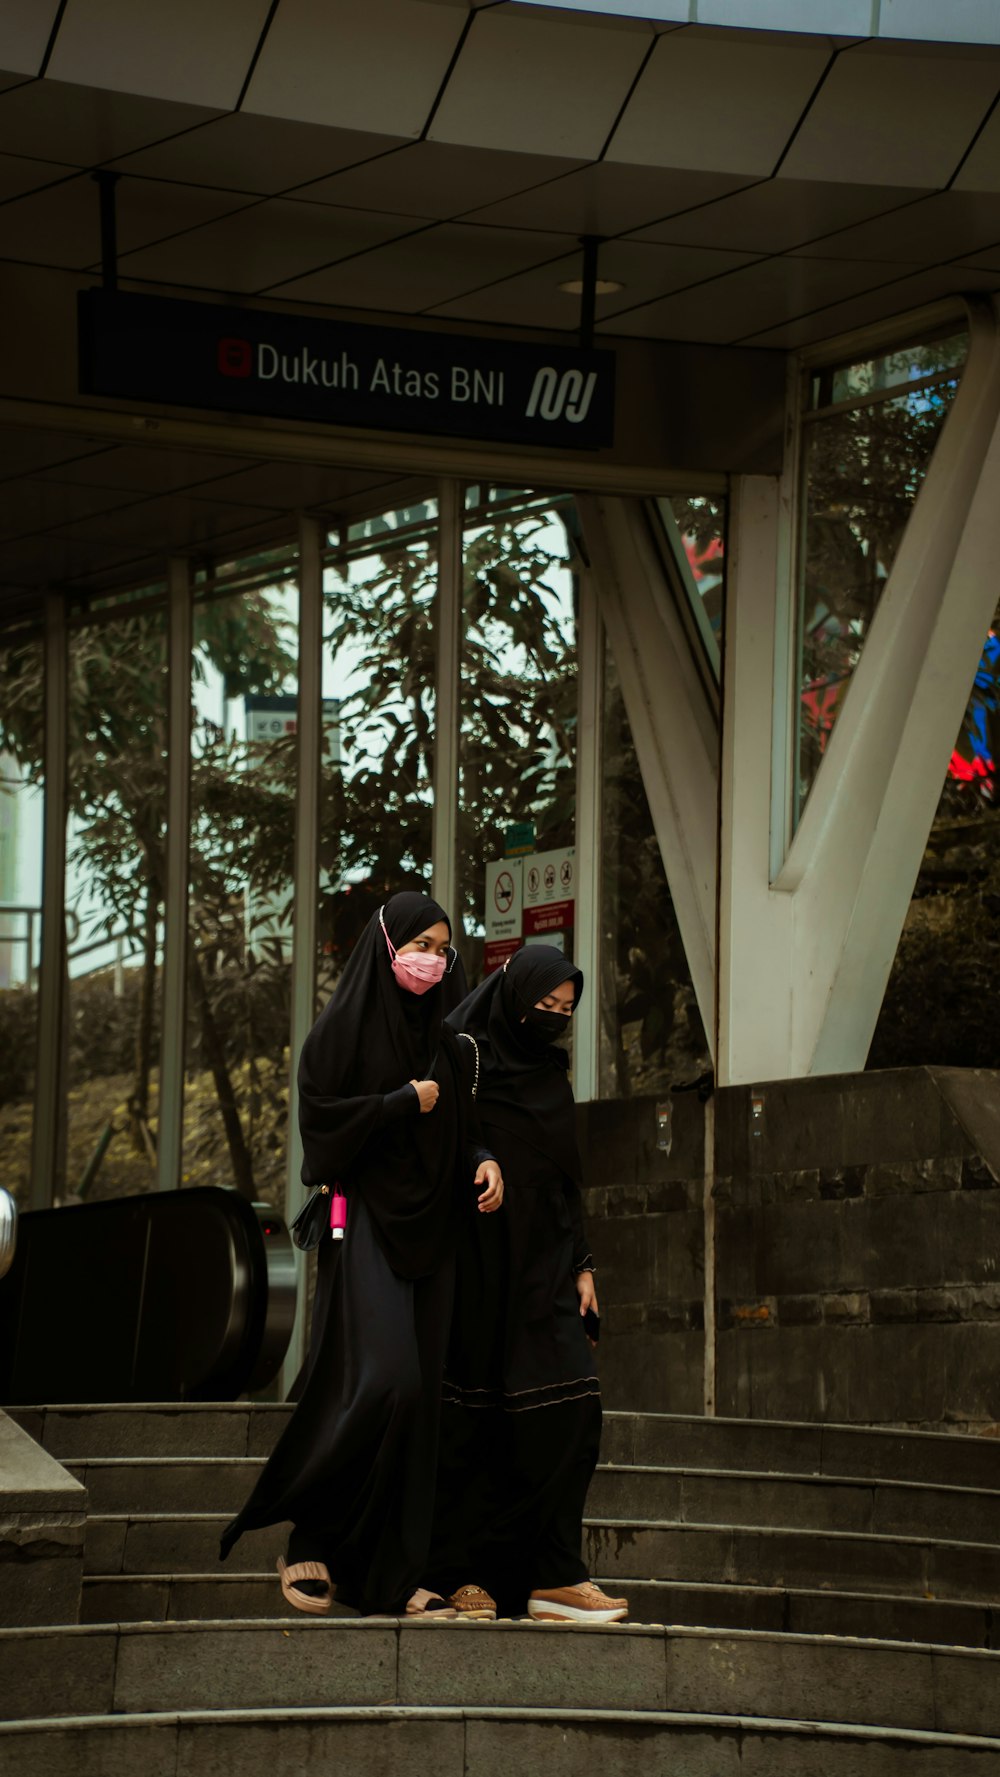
220,891,491,1614
429,946,600,1616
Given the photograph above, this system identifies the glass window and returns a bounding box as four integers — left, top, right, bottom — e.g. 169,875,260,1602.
796,329,968,824
57,599,170,1203
184,554,299,1201
319,502,438,993
0,625,44,1204
870,595,1000,1070
657,494,726,680
600,644,711,1098
457,491,577,981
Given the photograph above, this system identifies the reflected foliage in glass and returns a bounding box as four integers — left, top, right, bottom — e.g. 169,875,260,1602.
0,629,44,1201
458,496,577,976
600,649,710,1098
796,331,967,822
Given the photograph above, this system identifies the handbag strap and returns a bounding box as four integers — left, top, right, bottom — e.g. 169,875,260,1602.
458,1031,480,1098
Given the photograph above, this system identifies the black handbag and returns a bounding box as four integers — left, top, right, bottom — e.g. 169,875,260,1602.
289,1183,333,1253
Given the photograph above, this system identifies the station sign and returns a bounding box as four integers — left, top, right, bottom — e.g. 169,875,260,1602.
78,289,615,451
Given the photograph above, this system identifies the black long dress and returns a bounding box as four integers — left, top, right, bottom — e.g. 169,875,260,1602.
428,946,600,1618
220,891,490,1615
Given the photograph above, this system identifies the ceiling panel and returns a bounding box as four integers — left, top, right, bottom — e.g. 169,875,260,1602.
0,152,77,204
110,114,405,197
200,461,407,510
0,479,147,543
0,2,61,76
271,220,573,311
626,177,931,255
0,79,219,166
784,189,1000,265
780,43,1000,187
747,261,1000,348
429,8,652,161
46,492,288,555
598,252,909,342
29,445,257,494
245,0,467,139
0,433,116,484
0,174,258,273
954,103,1000,193
46,0,273,111
295,140,584,222
464,162,755,238
115,196,418,295
606,30,831,176
428,237,760,329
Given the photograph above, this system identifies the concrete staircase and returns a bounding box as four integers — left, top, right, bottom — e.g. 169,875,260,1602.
4,1403,1000,1774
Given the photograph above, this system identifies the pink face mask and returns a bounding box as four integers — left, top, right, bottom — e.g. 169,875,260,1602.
380,909,448,996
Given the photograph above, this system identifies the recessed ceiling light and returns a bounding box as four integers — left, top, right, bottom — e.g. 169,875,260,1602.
557,278,624,295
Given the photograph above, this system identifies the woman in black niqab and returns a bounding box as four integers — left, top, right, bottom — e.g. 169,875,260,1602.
220,891,502,1617
428,945,627,1623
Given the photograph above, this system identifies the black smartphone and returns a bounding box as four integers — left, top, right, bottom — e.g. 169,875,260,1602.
582,1307,600,1344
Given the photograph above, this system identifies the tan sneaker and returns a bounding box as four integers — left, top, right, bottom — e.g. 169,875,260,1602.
527,1581,628,1623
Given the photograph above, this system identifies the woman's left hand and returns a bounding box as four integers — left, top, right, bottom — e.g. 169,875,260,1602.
577,1269,598,1319
475,1161,504,1213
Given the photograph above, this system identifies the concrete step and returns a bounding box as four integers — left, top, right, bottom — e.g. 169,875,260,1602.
14,1403,1000,1491
1,1703,999,1777
78,1568,1000,1649
63,1454,1000,1548
583,1518,1000,1604
82,1508,1000,1603
5,1618,1000,1737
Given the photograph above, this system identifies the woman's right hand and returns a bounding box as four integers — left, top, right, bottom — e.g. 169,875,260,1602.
409,1078,440,1113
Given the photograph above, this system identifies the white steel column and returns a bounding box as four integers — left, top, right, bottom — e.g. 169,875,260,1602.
279,516,323,1396
719,297,1000,1083
156,558,192,1192
572,566,603,1102
432,479,462,923
29,593,68,1211
576,494,719,1056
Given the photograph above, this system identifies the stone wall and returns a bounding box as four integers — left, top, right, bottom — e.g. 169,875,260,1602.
579,1066,1000,1432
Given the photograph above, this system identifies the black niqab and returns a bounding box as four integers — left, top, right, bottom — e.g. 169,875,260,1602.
448,944,583,1181
297,889,471,1278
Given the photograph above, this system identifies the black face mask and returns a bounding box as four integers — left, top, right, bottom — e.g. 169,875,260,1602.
524,1007,572,1044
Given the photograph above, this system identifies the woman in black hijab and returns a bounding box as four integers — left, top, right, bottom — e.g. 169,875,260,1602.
220,890,503,1618
428,944,627,1624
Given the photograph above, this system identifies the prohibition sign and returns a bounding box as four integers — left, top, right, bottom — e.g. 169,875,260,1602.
494,870,515,913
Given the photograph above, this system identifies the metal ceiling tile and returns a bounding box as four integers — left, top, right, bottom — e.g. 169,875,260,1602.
783,190,1000,265
0,151,77,204
46,0,274,110
780,44,1000,187
48,492,287,553
429,8,652,161
746,262,1000,348
463,162,755,238
606,31,831,175
953,103,1000,192
270,221,572,312
295,140,585,222
0,79,219,166
0,432,116,484
0,174,258,274
244,0,467,140
29,446,258,494
0,2,62,76
598,252,908,342
627,178,933,256
0,479,147,544
109,115,405,196
428,237,759,330
115,196,418,295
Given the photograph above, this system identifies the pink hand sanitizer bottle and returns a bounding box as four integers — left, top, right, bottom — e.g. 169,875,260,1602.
330,1189,347,1241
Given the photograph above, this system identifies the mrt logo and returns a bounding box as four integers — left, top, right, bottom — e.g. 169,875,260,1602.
217,337,252,378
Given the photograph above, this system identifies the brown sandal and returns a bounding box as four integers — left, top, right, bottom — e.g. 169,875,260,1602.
405,1587,457,1618
449,1583,497,1620
277,1556,333,1615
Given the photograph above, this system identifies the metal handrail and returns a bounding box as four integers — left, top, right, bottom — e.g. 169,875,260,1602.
0,1188,17,1281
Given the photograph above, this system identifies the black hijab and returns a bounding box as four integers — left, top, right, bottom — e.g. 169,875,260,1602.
297,890,471,1278
448,944,583,1181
